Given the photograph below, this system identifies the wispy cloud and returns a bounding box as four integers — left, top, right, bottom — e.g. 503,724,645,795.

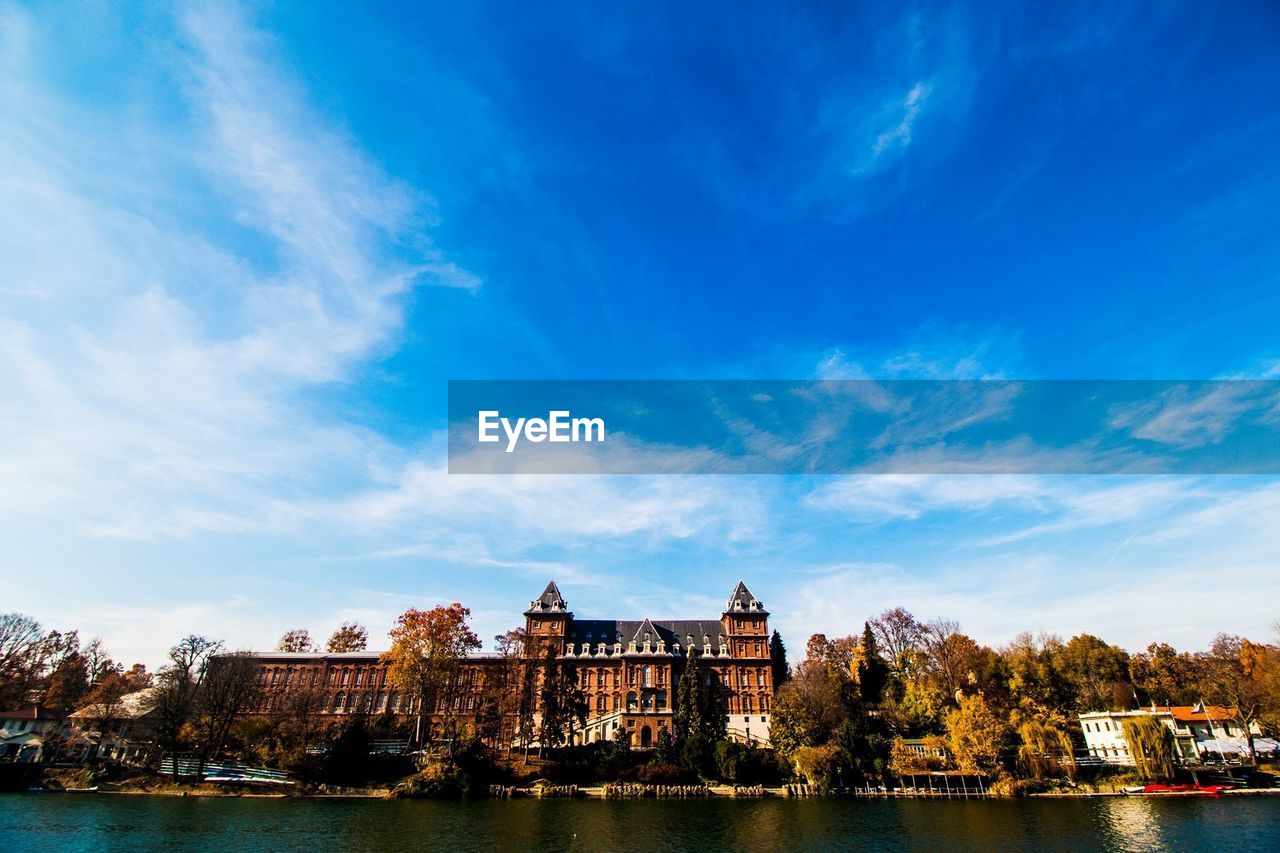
0,1,476,540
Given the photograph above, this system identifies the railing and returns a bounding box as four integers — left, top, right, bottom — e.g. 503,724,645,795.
157,757,292,784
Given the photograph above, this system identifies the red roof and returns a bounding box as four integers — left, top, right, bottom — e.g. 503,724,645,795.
1154,705,1237,723
0,706,69,721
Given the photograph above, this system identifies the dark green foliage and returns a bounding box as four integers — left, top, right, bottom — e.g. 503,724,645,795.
714,741,790,784
770,631,790,689
654,727,678,765
325,715,371,784
857,623,889,705
673,649,728,773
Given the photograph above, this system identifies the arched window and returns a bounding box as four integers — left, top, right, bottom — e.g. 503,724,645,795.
334,692,346,712
643,666,653,687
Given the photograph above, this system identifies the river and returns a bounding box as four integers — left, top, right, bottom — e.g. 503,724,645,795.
2,794,1279,851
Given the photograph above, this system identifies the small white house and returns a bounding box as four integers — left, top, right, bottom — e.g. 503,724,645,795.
0,707,71,763
1079,704,1268,765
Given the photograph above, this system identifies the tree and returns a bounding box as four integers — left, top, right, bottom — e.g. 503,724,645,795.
484,627,529,755
857,622,889,705
0,613,50,709
327,623,369,653
1122,715,1175,781
381,604,480,748
1018,720,1075,781
767,661,846,755
193,652,262,772
944,693,1009,774
1131,642,1202,707
75,668,136,760
536,648,587,753
870,607,922,671
1003,633,1071,723
673,649,727,772
152,635,222,779
919,620,984,704
276,629,318,653
1059,633,1132,711
1199,634,1271,761
769,631,790,689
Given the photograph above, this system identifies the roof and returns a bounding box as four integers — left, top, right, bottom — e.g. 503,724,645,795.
1157,704,1239,723
569,619,735,655
0,706,69,721
724,580,768,615
72,688,159,721
232,651,502,663
1078,705,1242,723
525,580,570,616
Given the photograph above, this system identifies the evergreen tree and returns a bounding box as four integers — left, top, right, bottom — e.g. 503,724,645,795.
857,622,889,705
674,648,728,773
770,631,791,689
674,648,704,744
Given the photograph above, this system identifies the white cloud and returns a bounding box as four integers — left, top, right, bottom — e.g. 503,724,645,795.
0,2,474,540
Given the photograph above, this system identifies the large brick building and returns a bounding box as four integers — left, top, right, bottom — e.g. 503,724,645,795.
247,580,775,747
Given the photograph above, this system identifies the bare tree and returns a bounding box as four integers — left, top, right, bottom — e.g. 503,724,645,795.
194,652,263,773
870,607,922,671
0,613,53,709
153,635,222,780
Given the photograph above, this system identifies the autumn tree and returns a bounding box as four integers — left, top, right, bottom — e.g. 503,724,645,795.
944,693,1009,774
918,620,985,703
1059,633,1132,711
1199,634,1273,761
381,604,480,748
327,623,369,653
768,658,847,755
1003,633,1070,722
1122,715,1175,781
1131,642,1202,707
1018,720,1075,781
276,629,318,653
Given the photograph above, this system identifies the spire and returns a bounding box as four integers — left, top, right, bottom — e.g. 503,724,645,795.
724,580,767,614
525,580,569,615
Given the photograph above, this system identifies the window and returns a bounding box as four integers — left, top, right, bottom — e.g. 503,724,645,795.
643,666,653,687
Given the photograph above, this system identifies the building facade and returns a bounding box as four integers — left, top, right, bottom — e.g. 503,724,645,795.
1079,704,1267,765
245,580,775,747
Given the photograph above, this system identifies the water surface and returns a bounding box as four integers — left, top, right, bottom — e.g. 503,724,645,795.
2,794,1279,851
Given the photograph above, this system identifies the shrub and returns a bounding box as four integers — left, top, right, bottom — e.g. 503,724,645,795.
793,744,842,792
638,762,697,784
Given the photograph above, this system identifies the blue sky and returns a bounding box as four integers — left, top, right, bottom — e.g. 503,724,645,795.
2,0,1279,667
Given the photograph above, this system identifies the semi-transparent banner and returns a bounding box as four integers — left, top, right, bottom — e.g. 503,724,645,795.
447,380,1280,474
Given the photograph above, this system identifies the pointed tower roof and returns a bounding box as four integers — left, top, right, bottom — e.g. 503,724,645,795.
525,580,570,616
724,580,768,615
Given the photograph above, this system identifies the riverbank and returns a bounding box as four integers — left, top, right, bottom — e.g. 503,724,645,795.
23,782,1280,801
